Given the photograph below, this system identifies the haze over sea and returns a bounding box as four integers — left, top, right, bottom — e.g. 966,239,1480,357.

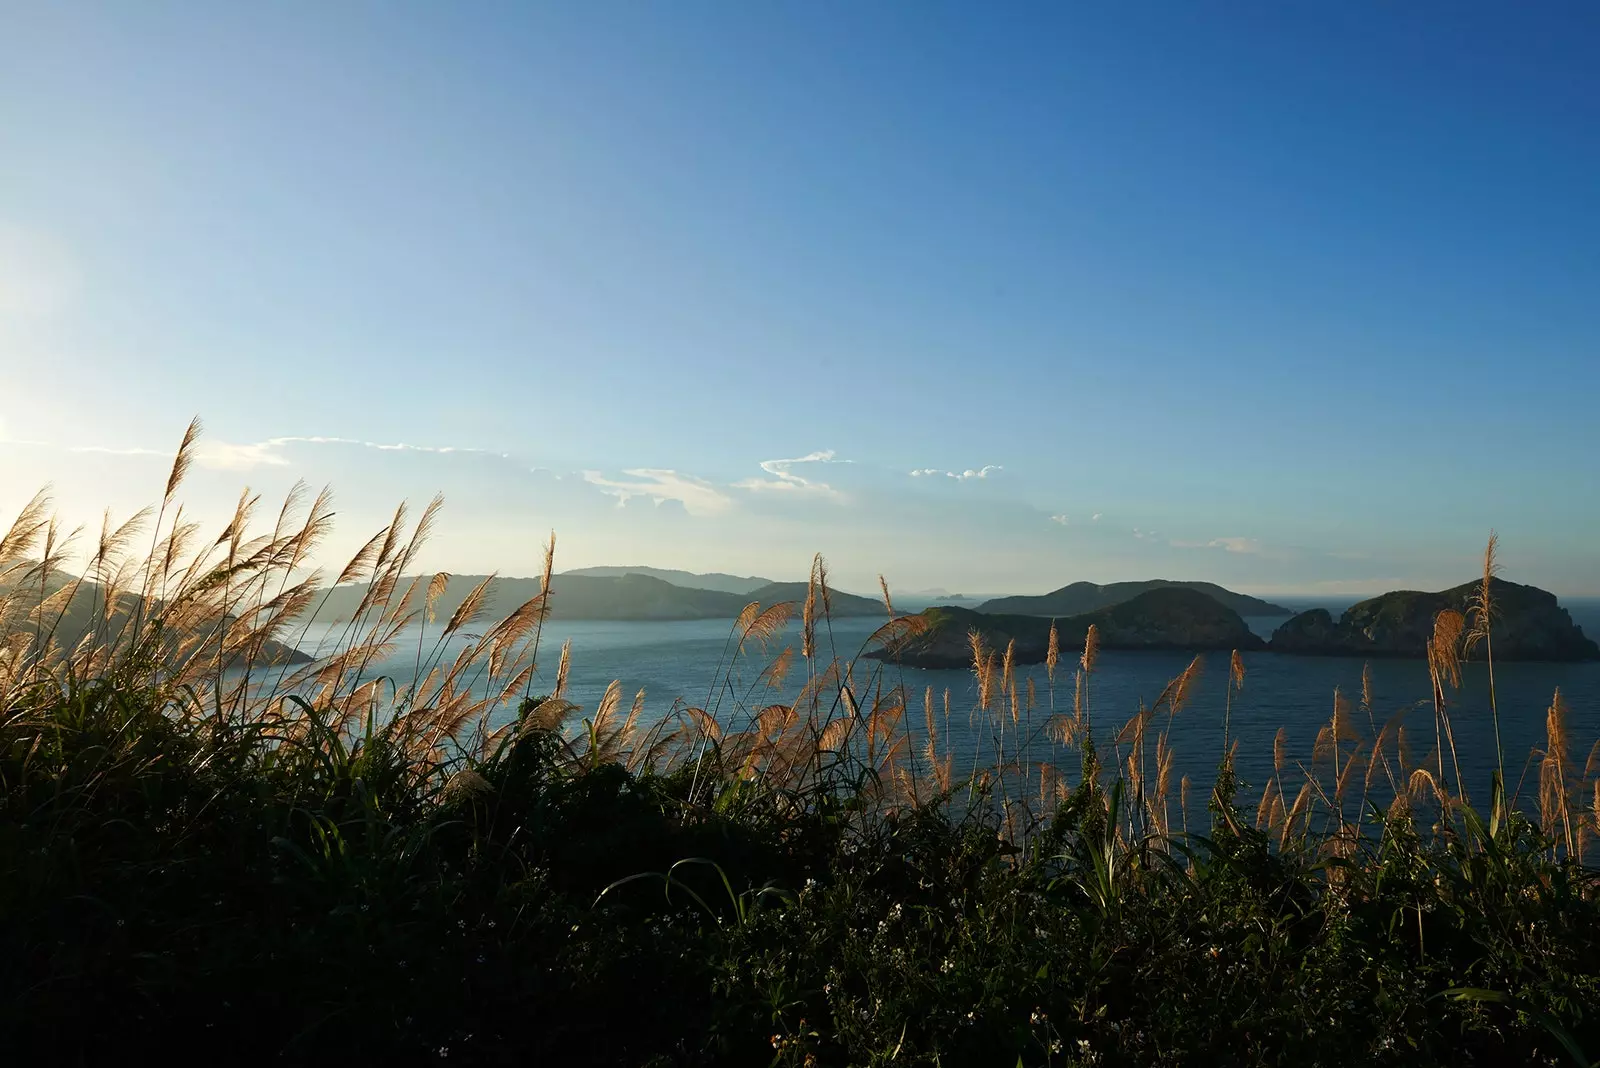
295,597,1600,805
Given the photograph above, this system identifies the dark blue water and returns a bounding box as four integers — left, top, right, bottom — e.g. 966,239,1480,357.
292,599,1600,815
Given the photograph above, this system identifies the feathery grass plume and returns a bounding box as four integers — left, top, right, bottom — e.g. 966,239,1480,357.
1255,778,1279,830
0,488,53,576
1428,608,1466,789
1408,767,1447,810
1366,709,1407,797
444,768,494,802
335,529,389,589
1180,774,1191,835
523,696,579,734
864,614,929,659
801,555,819,660
1004,639,1019,725
734,600,761,646
399,493,444,571
164,416,202,504
1314,687,1357,788
554,638,572,699
1282,781,1313,848
679,705,723,745
1155,655,1204,721
747,602,794,653
878,574,894,619
483,593,548,680
382,574,424,628
1271,725,1289,803
1541,688,1574,857
1046,621,1060,683
758,646,796,690
968,630,994,712
818,717,852,757
520,528,556,635
1081,623,1100,674
1221,647,1246,759
1334,740,1364,811
1045,713,1078,745
425,572,450,624
1465,530,1505,784
1155,734,1174,832
130,416,199,660
443,574,496,638
1076,623,1100,738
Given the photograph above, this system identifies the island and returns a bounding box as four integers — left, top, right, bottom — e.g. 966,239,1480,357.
1269,578,1599,662
300,572,885,624
976,580,1290,619
0,575,311,667
869,587,1265,669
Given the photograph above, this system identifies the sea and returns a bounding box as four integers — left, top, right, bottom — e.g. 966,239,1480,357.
289,598,1600,815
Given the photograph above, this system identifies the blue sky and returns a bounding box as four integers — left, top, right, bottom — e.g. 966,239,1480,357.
2,3,1597,596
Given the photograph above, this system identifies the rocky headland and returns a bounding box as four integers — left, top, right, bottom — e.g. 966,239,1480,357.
1269,578,1599,662
871,587,1265,669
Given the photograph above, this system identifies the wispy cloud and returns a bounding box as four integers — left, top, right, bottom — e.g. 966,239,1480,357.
22,432,513,471
1133,527,1160,541
910,464,1002,481
1091,513,1102,521
735,450,845,498
1170,536,1264,554
1207,537,1262,554
1049,514,1070,525
66,444,172,458
582,469,732,516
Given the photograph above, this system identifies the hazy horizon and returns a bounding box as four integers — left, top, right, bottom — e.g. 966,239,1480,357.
4,5,1598,597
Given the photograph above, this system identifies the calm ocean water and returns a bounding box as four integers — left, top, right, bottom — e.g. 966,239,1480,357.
291,599,1600,808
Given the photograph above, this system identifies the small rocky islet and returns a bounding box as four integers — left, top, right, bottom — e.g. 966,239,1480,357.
870,587,1265,669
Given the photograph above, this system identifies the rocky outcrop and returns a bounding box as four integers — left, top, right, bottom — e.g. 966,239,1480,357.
871,588,1265,669
1269,579,1599,662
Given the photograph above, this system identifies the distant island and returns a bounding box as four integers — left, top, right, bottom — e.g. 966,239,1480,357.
300,572,884,624
0,573,311,667
871,588,1265,669
1270,578,1600,662
975,580,1290,619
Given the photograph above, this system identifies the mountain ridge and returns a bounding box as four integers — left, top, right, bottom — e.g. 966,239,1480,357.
976,580,1290,619
559,566,778,596
297,572,883,624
